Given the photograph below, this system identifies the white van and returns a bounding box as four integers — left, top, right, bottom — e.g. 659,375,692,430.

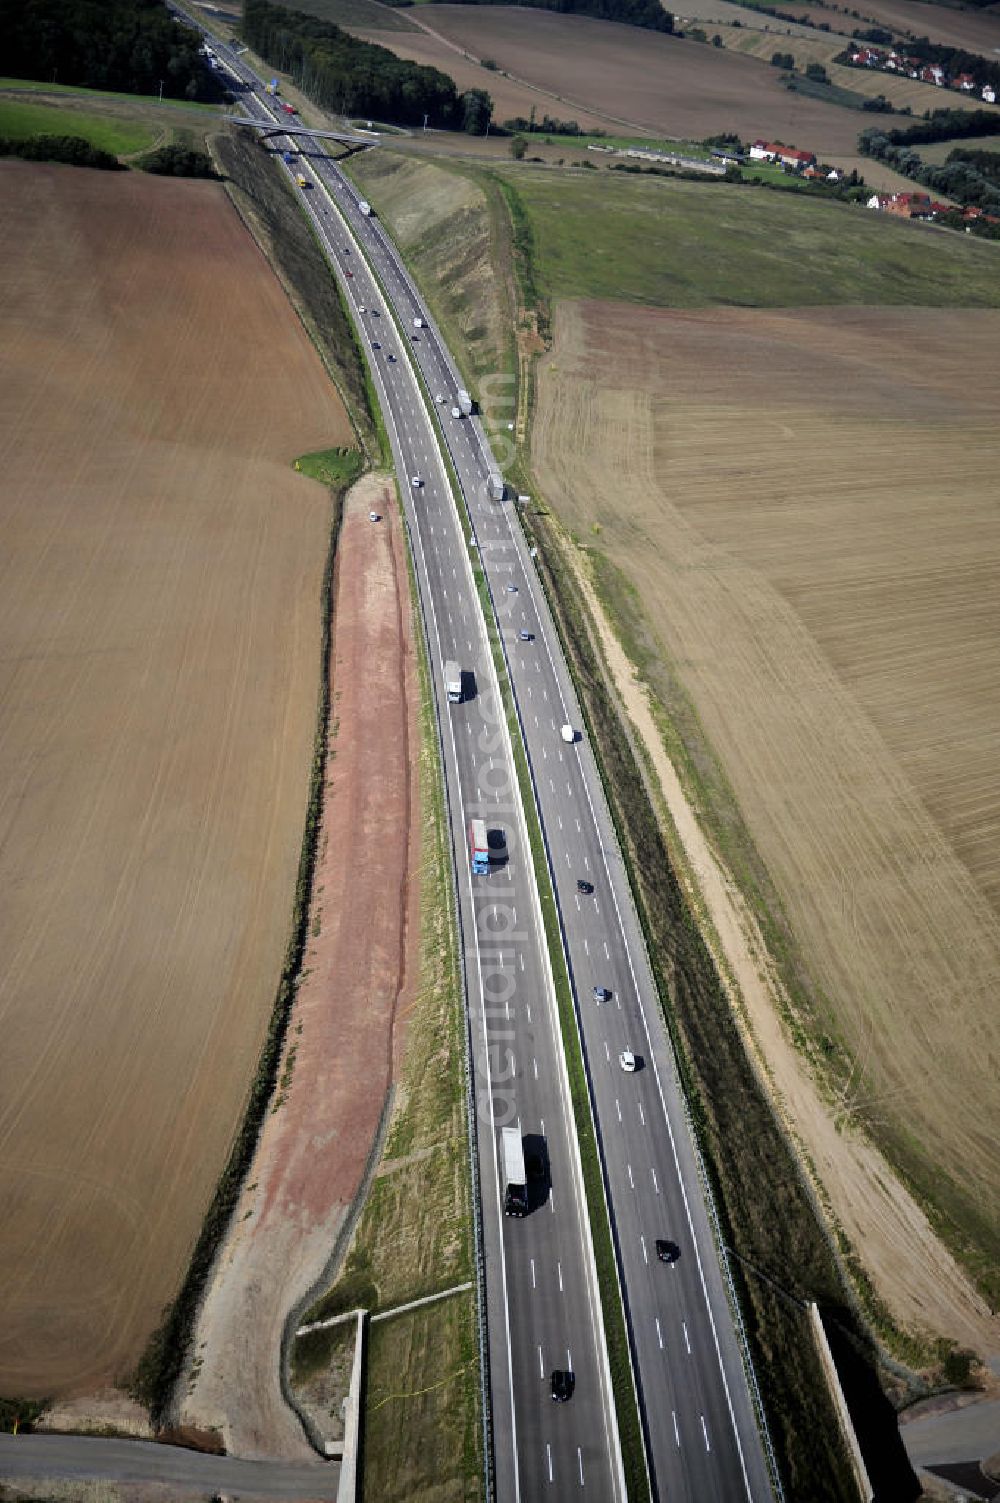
561,724,576,744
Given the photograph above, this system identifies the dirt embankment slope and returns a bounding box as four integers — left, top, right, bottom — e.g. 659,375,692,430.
0,162,348,1399
175,476,422,1459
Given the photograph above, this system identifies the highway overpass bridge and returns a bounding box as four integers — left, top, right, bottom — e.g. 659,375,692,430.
222,116,380,151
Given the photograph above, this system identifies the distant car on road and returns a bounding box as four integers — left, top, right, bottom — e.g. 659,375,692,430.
435,393,445,404
368,511,381,522
411,476,423,489
371,308,380,316
371,340,381,350
551,1370,575,1403
593,986,611,1004
358,304,366,314
656,1239,681,1264
387,353,396,362
519,630,533,642
345,269,353,277
577,879,594,895
506,582,518,593
619,1049,637,1072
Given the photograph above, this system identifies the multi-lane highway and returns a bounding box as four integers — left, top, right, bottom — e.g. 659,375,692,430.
193,28,777,1502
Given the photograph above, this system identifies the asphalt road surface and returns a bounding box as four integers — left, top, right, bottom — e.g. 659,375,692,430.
150,22,776,1502
0,1433,339,1499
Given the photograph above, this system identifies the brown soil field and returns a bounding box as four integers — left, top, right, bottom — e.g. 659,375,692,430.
835,0,1000,53
176,475,421,1459
533,298,1000,1342
351,19,621,132
0,161,350,1398
357,5,870,153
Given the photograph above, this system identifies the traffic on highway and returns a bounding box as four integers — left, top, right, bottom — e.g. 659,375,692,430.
189,25,777,1502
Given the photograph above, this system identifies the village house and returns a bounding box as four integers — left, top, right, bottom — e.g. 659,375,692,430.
867,191,935,218
749,139,816,169
920,63,947,86
953,72,977,92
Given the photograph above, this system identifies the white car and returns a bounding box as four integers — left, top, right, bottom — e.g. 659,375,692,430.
411,476,423,489
619,1050,637,1073
358,304,367,314
436,393,445,404
560,724,576,744
369,511,380,522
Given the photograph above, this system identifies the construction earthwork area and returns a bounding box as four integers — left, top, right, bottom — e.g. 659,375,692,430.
176,475,423,1461
532,297,1000,1346
0,160,350,1399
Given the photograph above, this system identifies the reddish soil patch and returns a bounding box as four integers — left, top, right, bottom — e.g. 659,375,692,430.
0,162,347,1400
176,476,422,1459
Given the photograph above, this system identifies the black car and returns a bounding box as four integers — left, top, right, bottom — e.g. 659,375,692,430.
576,879,594,895
551,1369,575,1402
593,986,612,1004
656,1239,681,1264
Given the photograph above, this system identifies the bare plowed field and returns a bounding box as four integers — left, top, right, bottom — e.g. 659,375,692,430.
0,162,350,1397
362,5,870,154
533,299,1000,1334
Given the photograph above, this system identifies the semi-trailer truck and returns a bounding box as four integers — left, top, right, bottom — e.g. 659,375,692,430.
457,389,473,417
501,1127,528,1216
445,660,462,703
469,819,489,876
487,472,504,502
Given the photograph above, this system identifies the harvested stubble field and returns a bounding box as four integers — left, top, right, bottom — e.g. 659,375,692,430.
0,161,350,1397
533,297,1000,1330
356,5,872,154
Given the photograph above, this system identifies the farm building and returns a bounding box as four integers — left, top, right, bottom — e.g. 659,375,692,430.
750,140,816,169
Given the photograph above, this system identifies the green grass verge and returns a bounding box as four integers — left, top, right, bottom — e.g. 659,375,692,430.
0,77,221,111
133,491,346,1421
0,97,158,155
364,1295,481,1502
295,445,363,487
495,165,1000,308
212,127,379,458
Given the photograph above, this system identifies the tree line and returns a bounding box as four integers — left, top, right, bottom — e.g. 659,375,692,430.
242,0,491,130
862,108,1000,148
0,0,226,101
417,0,673,33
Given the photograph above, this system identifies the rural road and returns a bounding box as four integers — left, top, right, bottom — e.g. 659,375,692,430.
0,1433,339,1498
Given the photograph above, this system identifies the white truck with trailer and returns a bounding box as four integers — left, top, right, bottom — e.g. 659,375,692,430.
487,472,504,502
500,1127,528,1216
457,389,473,417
